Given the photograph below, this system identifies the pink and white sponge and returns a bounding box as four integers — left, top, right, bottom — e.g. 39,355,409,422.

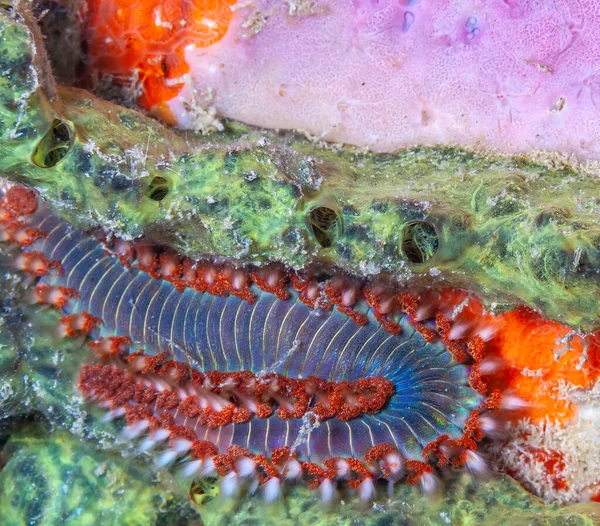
167,0,600,160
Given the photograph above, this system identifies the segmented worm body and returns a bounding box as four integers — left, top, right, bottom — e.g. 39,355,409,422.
2,186,500,501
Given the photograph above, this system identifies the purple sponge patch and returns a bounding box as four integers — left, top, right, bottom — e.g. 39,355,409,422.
170,0,600,161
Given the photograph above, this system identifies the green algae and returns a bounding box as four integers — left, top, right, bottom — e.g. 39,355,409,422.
195,475,600,526
0,429,598,526
0,430,202,526
3,6,600,331
0,253,90,430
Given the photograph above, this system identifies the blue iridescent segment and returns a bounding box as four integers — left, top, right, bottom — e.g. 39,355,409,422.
33,210,482,461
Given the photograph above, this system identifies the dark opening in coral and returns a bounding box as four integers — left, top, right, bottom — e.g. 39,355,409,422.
401,221,438,264
146,176,170,201
32,120,72,168
308,206,342,248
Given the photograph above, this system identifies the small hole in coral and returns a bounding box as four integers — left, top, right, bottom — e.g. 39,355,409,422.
189,477,218,506
32,119,72,168
401,221,439,265
308,206,341,248
146,176,170,202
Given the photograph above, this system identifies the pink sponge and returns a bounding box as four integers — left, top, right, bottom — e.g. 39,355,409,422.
168,0,600,159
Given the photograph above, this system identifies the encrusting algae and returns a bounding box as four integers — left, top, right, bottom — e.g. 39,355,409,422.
4,7,600,332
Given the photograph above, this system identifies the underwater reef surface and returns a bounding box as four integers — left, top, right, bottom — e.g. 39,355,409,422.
1,433,599,526
0,264,598,525
5,6,600,333
0,251,199,525
0,430,202,526
0,2,599,525
80,0,600,163
197,475,600,526
1,430,599,526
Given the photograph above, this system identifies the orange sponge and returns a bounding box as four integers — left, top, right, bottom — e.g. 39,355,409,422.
489,307,600,424
81,0,235,118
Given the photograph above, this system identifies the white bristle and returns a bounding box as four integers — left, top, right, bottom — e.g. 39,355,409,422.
240,395,257,413
122,419,149,440
319,479,336,505
221,472,240,498
47,289,63,305
476,324,497,341
139,429,170,452
127,356,146,372
153,429,171,442
501,394,529,411
415,307,430,322
379,296,395,314
384,453,403,477
207,395,231,412
157,449,178,467
263,477,282,503
200,457,216,477
248,477,260,495
102,407,126,422
342,289,356,307
283,458,303,480
204,267,217,284
235,456,257,478
438,442,451,459
56,325,69,339
358,478,375,502
181,460,202,477
266,272,278,288
232,273,246,290
420,472,438,495
152,380,167,392
449,324,468,340
335,459,350,479
465,450,489,476
387,480,395,499
478,414,498,435
14,254,26,270
139,437,158,452
478,358,502,374
171,438,192,455
283,458,302,480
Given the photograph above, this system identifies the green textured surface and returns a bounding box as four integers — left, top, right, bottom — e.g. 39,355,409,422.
2,7,600,331
196,474,600,526
1,428,598,526
0,251,97,433
0,430,202,526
